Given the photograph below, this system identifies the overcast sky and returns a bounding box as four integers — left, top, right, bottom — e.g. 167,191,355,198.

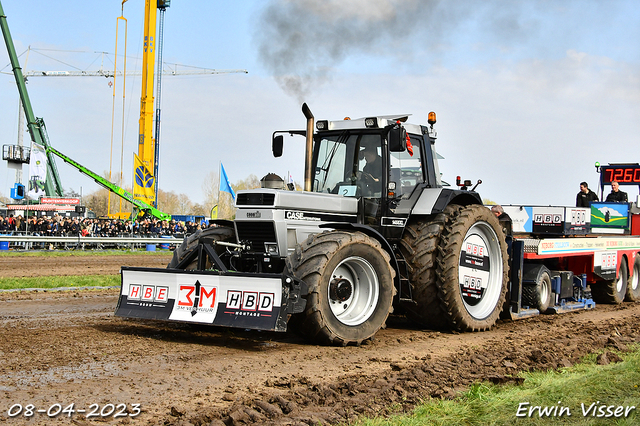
1,0,639,208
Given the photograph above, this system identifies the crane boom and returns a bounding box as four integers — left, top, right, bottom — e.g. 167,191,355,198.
0,1,63,197
17,67,248,77
2,1,171,221
134,0,159,208
46,145,171,221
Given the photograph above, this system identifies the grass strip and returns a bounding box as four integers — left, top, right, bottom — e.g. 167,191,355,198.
356,345,640,426
0,275,119,290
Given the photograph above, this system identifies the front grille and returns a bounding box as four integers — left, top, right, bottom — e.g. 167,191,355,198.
236,222,277,251
236,193,276,206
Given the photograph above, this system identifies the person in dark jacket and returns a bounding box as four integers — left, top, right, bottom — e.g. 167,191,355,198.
491,204,513,236
576,181,598,207
69,219,81,236
605,181,628,203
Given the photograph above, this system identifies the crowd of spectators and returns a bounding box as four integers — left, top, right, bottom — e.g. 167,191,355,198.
0,213,207,238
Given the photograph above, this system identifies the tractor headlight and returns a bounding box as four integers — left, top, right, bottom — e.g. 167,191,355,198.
264,242,279,256
364,117,378,128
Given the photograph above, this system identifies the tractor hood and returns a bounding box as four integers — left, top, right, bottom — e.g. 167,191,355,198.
235,189,358,214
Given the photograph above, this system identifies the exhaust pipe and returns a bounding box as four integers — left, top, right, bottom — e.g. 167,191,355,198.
302,103,314,192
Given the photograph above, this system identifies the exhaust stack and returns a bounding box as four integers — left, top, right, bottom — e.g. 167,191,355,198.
302,103,314,192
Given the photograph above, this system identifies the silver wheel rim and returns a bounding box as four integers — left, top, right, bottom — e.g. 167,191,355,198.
616,269,625,293
540,276,551,306
458,221,504,319
328,256,379,326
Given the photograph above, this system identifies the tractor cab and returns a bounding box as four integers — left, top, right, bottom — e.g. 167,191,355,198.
307,113,441,233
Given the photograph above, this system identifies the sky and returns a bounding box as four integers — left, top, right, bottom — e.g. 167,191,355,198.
1,0,639,209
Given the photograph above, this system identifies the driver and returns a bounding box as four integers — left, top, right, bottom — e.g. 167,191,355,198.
360,145,382,181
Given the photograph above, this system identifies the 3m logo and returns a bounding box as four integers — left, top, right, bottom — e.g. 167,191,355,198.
465,242,485,257
226,291,274,312
128,284,169,303
177,281,217,316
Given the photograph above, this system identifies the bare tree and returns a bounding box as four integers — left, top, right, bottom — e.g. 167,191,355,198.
201,170,219,215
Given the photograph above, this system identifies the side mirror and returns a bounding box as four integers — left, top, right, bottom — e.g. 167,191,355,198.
272,135,284,157
388,124,407,152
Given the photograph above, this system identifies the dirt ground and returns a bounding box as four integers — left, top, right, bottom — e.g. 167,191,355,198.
1,254,640,426
0,253,173,278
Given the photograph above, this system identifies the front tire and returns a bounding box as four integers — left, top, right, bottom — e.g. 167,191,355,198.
167,226,235,270
436,205,509,331
286,230,395,346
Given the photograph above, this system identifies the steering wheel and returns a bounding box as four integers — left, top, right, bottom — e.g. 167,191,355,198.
353,171,378,196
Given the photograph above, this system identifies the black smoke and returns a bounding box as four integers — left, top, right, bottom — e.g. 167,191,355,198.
255,0,540,102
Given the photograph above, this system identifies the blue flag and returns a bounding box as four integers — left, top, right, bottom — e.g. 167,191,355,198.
219,163,236,201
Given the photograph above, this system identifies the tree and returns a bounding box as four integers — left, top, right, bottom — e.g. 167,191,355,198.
64,188,81,198
201,170,219,214
234,174,261,191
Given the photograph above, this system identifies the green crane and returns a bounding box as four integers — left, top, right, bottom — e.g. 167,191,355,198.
0,1,62,197
47,146,171,221
1,1,170,221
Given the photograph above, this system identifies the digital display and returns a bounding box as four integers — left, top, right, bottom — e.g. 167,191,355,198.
600,165,640,185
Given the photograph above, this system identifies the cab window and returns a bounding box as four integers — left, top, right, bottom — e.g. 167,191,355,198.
389,135,423,197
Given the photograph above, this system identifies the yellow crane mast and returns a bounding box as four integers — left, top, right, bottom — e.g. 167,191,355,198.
133,0,167,207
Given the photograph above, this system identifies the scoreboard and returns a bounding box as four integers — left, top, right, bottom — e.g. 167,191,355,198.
600,164,640,185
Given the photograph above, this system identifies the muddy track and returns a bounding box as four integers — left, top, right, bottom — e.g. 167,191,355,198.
1,254,640,425
0,253,173,278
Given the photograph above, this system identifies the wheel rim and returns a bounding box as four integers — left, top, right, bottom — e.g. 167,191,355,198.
328,256,379,326
457,221,504,320
540,275,551,307
616,269,626,293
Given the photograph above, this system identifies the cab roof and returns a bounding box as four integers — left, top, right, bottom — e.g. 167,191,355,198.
317,114,425,135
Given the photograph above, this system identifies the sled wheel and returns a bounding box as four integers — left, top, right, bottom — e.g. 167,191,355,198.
286,230,395,346
626,256,640,302
400,204,463,329
436,204,509,331
521,265,553,313
167,226,235,270
592,257,628,304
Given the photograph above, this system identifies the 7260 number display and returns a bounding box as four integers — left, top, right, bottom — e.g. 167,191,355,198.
601,165,640,185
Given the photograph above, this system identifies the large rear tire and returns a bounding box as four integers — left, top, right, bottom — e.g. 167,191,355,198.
521,265,553,313
167,226,235,270
400,204,462,329
436,204,509,331
592,257,628,304
286,230,395,346
626,256,640,302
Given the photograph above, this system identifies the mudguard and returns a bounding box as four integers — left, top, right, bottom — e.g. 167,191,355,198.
115,267,307,332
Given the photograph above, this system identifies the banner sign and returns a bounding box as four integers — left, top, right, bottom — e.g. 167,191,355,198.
590,202,629,229
133,153,156,205
40,197,80,205
27,144,47,199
